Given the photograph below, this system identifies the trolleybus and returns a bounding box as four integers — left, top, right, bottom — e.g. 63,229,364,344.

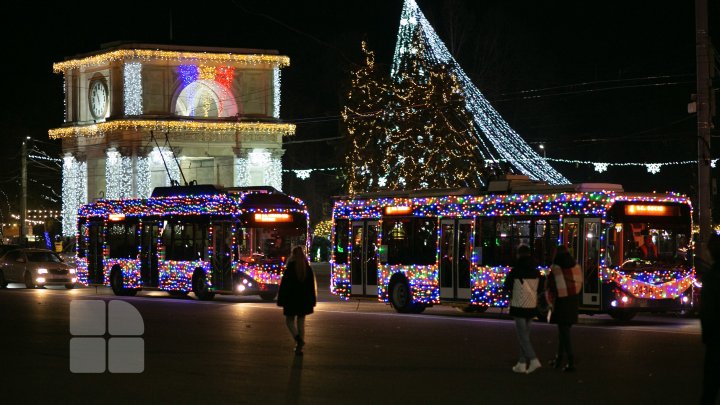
76,185,309,300
330,177,695,320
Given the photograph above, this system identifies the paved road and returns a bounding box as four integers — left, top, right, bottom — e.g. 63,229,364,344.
0,263,705,404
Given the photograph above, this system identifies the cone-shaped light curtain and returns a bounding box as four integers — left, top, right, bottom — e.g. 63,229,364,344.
391,0,569,185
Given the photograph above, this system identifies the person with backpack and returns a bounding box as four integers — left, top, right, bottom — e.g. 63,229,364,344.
503,245,543,374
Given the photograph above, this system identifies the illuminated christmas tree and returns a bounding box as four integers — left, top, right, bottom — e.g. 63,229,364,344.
384,34,486,190
342,42,392,194
392,0,569,185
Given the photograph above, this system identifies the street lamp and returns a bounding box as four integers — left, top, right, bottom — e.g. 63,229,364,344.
539,144,546,159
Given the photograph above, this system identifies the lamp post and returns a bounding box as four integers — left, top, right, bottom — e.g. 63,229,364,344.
539,144,546,160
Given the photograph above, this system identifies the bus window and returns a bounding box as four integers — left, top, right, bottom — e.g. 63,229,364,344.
479,217,497,266
77,221,88,258
413,218,437,265
619,223,689,268
163,220,207,261
515,219,531,260
382,218,411,265
497,218,514,265
108,220,138,259
333,219,349,264
534,219,559,266
381,217,436,265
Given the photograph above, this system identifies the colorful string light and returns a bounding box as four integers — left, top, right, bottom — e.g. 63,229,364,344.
330,189,694,310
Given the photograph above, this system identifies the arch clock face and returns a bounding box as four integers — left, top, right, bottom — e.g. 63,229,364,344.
88,78,108,119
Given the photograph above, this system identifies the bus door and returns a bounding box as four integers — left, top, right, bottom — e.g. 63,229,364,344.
87,221,104,284
350,220,379,296
561,218,581,263
582,218,601,307
440,219,473,300
211,221,233,291
140,221,159,287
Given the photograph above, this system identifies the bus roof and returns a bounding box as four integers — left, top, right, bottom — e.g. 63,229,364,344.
78,185,308,219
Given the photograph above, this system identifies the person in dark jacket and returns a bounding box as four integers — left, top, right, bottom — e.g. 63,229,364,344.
545,245,582,372
503,245,543,374
700,233,720,404
277,246,317,355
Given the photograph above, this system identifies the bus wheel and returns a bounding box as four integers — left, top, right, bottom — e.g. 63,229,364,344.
65,284,75,290
390,278,413,313
111,268,137,297
259,292,277,301
608,309,636,321
192,270,215,301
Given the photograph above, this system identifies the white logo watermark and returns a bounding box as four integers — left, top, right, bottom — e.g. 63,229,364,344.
69,300,144,373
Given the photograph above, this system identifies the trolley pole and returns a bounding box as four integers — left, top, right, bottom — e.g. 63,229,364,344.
20,137,28,245
696,0,714,262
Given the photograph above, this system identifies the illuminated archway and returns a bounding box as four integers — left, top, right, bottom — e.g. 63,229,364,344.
175,80,238,118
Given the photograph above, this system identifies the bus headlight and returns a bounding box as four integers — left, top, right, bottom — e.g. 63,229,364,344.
237,284,246,292
69,268,76,274
38,268,48,274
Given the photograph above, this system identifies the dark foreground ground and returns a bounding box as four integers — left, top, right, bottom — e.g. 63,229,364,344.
0,263,706,404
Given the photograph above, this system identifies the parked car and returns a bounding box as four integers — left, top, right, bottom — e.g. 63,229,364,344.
0,244,20,259
0,248,77,289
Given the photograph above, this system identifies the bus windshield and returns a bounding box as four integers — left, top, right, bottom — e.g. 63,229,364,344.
236,227,307,264
607,222,689,270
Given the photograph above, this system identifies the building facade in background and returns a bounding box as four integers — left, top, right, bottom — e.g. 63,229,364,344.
50,43,294,235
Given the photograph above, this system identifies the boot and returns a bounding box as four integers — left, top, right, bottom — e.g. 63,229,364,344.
562,356,575,372
294,335,305,348
294,335,304,355
548,356,563,369
526,358,542,374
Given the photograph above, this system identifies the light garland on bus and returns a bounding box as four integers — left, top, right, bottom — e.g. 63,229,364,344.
331,190,694,308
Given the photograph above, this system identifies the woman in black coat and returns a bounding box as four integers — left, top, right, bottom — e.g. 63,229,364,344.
277,246,317,355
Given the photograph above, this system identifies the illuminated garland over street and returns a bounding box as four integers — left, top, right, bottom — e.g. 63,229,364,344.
48,120,295,139
391,0,568,185
53,49,290,73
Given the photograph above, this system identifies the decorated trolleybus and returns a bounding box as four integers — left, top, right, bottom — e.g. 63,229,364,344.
75,185,309,300
330,179,696,320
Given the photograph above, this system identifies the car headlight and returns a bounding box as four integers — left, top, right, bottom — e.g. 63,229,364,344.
69,268,76,274
38,268,48,274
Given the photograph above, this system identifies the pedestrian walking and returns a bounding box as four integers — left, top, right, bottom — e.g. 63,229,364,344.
545,244,582,372
503,245,543,374
277,246,317,355
700,233,720,404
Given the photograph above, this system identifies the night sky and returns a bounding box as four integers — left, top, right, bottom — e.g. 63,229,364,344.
0,0,718,221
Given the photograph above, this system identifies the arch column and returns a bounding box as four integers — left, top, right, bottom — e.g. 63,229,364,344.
233,147,251,187
61,152,87,236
